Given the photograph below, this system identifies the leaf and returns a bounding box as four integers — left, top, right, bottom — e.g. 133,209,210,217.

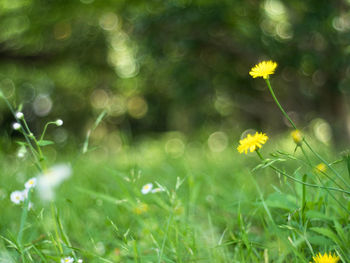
307,233,333,246
310,227,341,245
76,187,128,206
15,141,28,146
305,210,334,221
252,158,286,171
334,220,346,243
37,140,54,146
265,192,298,210
344,153,350,179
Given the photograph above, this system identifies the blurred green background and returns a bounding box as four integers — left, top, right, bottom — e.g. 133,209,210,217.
1,0,350,149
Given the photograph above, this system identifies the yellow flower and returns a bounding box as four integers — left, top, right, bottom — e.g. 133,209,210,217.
315,163,327,173
133,203,148,215
311,252,339,263
249,60,278,79
237,132,268,154
291,130,303,146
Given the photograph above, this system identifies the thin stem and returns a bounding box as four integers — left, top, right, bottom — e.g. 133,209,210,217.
256,150,264,160
21,118,47,171
264,79,350,190
255,150,350,195
303,139,350,189
301,174,307,223
0,94,42,172
18,190,31,257
51,203,64,255
40,122,56,141
265,79,297,130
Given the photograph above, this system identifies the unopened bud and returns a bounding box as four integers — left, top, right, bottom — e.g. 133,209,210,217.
15,112,24,119
291,130,302,146
12,122,21,130
55,119,63,126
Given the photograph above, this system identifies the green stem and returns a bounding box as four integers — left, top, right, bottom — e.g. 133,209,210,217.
303,139,350,189
0,94,42,172
51,203,64,255
265,79,297,130
40,122,56,141
22,118,47,171
265,79,350,190
18,189,31,259
256,149,264,160
255,151,350,195
301,174,307,223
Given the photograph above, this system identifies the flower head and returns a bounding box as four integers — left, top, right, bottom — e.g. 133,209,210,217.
12,122,21,130
16,112,24,119
37,164,72,201
311,252,339,263
25,177,37,189
315,163,327,173
249,60,277,79
291,130,303,146
237,132,268,154
133,202,148,214
141,183,153,194
10,191,25,204
61,257,74,263
55,119,63,126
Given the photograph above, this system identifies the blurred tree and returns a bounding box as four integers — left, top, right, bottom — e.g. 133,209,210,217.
0,0,349,144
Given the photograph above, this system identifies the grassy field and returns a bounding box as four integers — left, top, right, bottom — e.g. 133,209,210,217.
1,62,349,263
1,129,349,262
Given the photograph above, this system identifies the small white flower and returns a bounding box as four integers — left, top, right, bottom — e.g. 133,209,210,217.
25,177,37,189
77,259,83,263
60,257,74,263
55,119,63,126
10,191,25,204
21,189,29,199
151,187,165,193
141,183,153,194
37,164,72,201
15,112,24,119
12,122,21,130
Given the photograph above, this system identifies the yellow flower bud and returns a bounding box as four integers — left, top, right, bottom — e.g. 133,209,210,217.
291,130,302,146
315,163,327,173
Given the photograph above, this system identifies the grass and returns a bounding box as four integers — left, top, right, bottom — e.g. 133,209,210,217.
1,130,349,262
1,62,349,262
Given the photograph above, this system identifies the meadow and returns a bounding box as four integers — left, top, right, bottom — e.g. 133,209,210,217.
0,62,348,263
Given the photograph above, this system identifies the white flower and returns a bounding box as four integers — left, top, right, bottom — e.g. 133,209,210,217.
77,259,83,263
15,112,24,119
10,191,25,204
60,257,74,263
25,177,37,189
21,188,29,199
12,122,21,130
55,119,63,126
151,187,165,193
37,164,72,201
141,183,153,194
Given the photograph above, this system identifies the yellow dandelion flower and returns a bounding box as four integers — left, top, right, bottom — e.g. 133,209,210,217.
237,132,268,154
249,60,278,79
311,252,339,263
291,130,303,146
315,163,327,173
